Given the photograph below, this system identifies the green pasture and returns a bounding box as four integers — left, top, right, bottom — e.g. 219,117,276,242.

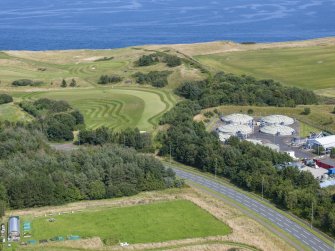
11,87,176,130
23,200,230,245
195,45,335,90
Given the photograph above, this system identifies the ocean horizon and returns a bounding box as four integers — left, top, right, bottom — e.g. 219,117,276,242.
0,0,334,50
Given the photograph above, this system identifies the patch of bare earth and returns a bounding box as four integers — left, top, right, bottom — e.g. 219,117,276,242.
193,114,205,122
47,237,104,250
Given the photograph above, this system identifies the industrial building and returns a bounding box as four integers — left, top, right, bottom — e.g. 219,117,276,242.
221,113,253,125
307,135,335,150
260,125,295,136
8,216,20,242
261,115,294,126
217,124,253,135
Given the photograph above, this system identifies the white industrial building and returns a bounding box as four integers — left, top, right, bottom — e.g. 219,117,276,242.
261,115,294,126
218,133,232,142
217,124,253,135
307,135,335,149
221,113,253,125
260,125,295,136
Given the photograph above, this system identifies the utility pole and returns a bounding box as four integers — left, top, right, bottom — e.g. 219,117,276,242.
262,176,264,200
169,143,172,164
311,202,314,229
215,158,217,180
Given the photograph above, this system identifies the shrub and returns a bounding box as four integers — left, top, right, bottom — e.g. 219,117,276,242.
0,94,13,104
133,71,171,88
302,107,311,115
137,54,159,66
164,55,182,67
247,109,254,115
12,79,44,87
61,79,67,88
98,75,122,85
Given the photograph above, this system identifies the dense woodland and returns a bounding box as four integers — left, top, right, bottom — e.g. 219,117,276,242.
176,72,318,108
19,98,84,141
0,126,179,211
78,127,154,152
158,86,335,236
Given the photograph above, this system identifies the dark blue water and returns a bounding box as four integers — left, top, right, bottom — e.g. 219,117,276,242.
0,0,334,50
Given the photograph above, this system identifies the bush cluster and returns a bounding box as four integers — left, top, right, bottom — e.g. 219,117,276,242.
12,79,44,87
133,71,171,88
98,75,123,85
19,98,84,141
0,94,13,104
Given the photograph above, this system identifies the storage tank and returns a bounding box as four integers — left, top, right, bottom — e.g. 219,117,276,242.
8,216,20,241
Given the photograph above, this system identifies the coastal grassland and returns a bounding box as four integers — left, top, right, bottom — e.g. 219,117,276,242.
195,45,335,90
201,105,335,134
0,47,205,89
12,87,176,130
25,200,231,245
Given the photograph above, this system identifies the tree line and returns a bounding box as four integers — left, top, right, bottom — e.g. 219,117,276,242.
175,72,318,108
0,126,180,210
78,127,154,152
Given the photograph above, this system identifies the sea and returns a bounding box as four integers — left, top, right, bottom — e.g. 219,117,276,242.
0,0,334,50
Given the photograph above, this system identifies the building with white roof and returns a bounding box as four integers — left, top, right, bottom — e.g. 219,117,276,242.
260,125,295,136
221,114,253,125
217,124,252,135
307,135,335,149
261,115,294,126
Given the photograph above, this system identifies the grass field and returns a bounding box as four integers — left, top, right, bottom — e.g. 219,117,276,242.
11,86,177,130
23,200,230,245
195,45,335,91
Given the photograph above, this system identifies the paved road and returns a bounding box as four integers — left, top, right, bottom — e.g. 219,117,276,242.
171,167,333,251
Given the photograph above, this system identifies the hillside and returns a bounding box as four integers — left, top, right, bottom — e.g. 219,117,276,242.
1,37,335,130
